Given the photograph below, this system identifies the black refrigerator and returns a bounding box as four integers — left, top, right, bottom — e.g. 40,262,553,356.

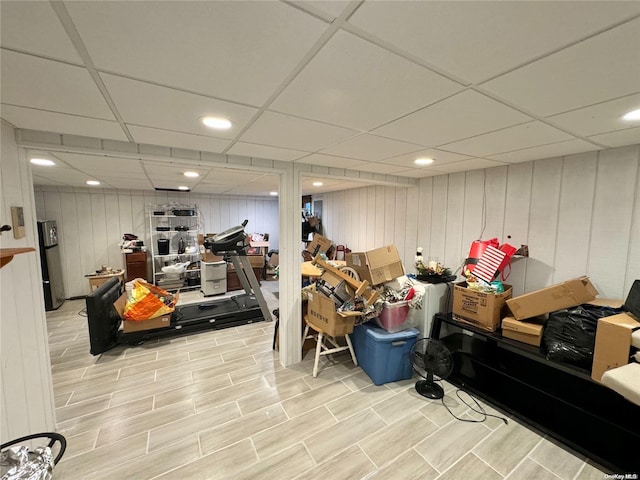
37,220,65,310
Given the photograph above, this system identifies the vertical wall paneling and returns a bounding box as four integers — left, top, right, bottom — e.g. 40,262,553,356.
430,176,448,264
365,186,377,251
588,146,638,298
444,173,465,271
525,158,562,293
1,122,56,442
403,186,419,275
482,166,508,240
417,177,433,256
75,192,94,295
554,152,598,283
461,170,486,272
625,155,640,297
393,187,408,265
59,192,82,295
503,163,533,295
105,193,123,269
90,193,109,269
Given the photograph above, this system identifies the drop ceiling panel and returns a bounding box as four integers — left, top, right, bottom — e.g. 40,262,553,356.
227,142,308,162
65,1,327,105
430,158,507,174
589,126,640,148
296,1,351,19
0,1,82,63
129,126,230,153
548,93,640,136
487,139,601,163
351,162,410,175
373,90,533,147
199,169,266,184
31,175,68,186
295,153,367,169
190,184,234,195
143,164,210,183
0,105,128,140
441,121,574,157
383,148,472,168
101,74,258,139
320,134,423,161
395,168,443,178
55,152,146,176
240,111,357,152
31,167,98,185
1,51,114,119
271,30,461,130
100,177,154,190
349,1,640,83
481,18,640,117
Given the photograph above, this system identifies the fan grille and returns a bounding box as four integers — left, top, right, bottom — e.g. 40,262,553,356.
411,338,453,380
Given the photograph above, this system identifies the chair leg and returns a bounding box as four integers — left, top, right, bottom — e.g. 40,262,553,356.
345,333,357,366
313,332,323,378
302,324,309,352
272,318,279,350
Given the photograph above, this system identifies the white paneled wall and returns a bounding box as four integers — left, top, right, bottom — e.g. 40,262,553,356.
321,145,640,300
34,188,279,298
1,122,56,442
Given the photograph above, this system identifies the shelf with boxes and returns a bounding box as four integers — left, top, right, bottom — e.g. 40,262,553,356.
148,205,201,291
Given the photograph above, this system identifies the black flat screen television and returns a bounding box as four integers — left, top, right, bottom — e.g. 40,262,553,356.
85,277,122,355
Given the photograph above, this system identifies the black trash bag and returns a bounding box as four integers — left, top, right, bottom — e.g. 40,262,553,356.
542,303,623,370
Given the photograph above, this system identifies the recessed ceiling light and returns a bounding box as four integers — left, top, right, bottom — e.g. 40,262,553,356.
269,191,278,196
312,181,323,187
622,108,640,121
30,158,55,166
86,180,100,186
178,186,189,191
201,116,232,130
414,158,434,166
184,171,199,178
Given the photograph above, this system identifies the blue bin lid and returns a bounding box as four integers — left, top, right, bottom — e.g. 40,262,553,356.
362,323,420,341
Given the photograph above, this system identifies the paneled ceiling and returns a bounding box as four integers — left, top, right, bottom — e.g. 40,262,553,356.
2,1,639,196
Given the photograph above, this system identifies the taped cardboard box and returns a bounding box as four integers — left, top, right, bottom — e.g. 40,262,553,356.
502,316,545,347
346,245,405,286
452,282,513,332
307,289,357,337
305,233,333,256
506,276,598,321
114,293,176,333
591,312,640,382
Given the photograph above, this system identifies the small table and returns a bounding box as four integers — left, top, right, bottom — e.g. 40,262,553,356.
85,270,125,292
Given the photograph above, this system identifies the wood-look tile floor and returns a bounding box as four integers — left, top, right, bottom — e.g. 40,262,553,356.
46,280,607,479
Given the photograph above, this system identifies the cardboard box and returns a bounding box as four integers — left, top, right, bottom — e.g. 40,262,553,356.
305,233,333,256
502,316,545,346
346,245,405,286
452,282,513,332
113,292,175,333
591,312,640,382
506,276,598,320
306,289,357,337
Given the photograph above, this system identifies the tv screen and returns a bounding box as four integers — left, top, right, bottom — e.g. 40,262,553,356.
85,277,122,355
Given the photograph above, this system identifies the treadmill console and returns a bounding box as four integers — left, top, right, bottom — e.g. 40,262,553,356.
204,220,250,254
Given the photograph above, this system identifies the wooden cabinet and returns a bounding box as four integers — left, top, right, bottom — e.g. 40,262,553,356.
227,267,263,291
124,251,148,282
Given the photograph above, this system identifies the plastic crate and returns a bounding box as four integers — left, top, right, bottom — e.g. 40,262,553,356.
352,323,419,385
377,300,410,332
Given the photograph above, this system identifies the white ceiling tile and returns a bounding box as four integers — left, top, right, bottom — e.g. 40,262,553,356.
55,152,146,176
320,134,423,161
227,142,309,162
349,1,640,83
588,126,640,148
101,177,154,190
383,148,473,168
548,93,640,136
487,139,601,163
271,30,461,130
191,184,234,195
199,169,266,185
481,18,640,116
143,163,210,183
129,126,230,153
394,168,443,179
31,175,67,187
66,1,327,105
295,153,367,169
0,1,82,63
373,90,533,146
440,121,574,157
0,104,128,140
350,162,410,175
293,1,351,19
0,51,114,119
101,74,258,140
240,111,357,152
430,158,507,174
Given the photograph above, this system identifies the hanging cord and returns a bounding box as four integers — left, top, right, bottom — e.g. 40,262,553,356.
436,382,508,425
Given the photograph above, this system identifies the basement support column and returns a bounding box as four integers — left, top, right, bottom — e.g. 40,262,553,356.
278,163,302,367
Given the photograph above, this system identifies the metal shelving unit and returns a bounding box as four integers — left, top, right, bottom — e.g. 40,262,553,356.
148,206,201,291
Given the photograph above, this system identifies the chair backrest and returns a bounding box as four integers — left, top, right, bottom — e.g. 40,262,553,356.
339,266,360,281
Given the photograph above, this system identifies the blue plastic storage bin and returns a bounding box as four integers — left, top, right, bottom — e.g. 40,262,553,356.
352,323,420,385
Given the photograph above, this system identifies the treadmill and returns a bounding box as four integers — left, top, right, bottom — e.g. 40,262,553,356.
87,220,272,352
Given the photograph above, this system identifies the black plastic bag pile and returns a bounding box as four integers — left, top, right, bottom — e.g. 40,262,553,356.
543,304,622,370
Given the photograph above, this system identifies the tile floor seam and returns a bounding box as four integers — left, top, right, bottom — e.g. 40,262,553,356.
572,461,587,480
527,455,567,480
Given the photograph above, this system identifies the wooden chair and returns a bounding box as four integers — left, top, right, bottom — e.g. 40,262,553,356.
302,316,358,377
